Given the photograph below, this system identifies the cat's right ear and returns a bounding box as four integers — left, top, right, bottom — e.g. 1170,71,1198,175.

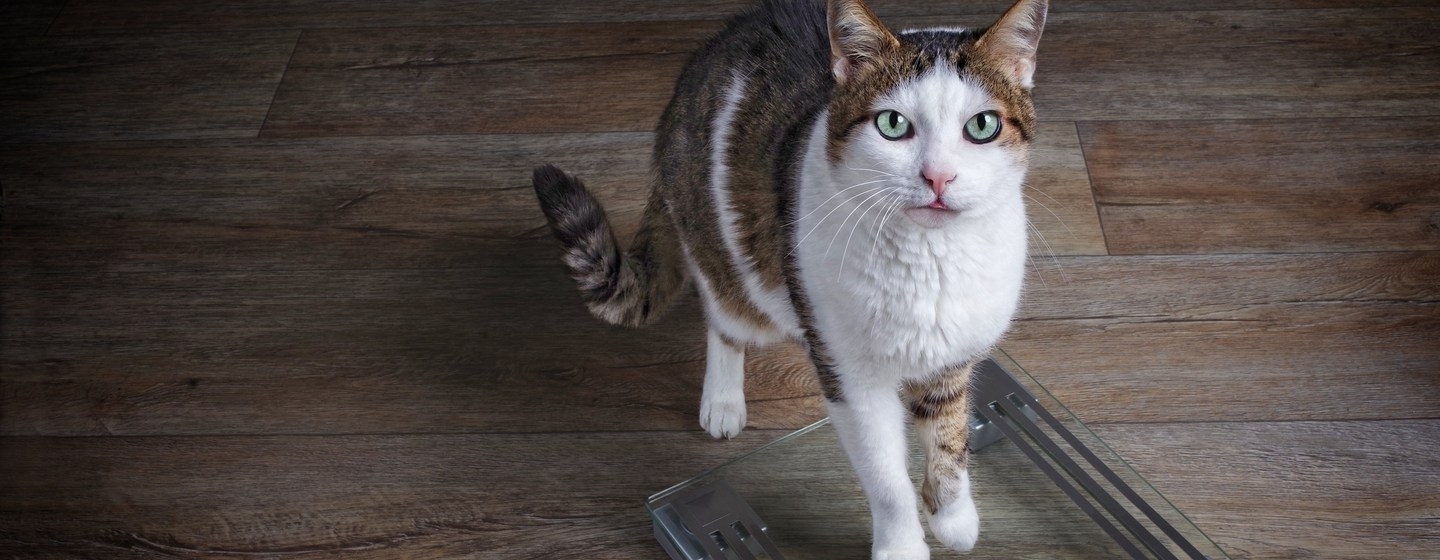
827,0,899,83
975,0,1048,89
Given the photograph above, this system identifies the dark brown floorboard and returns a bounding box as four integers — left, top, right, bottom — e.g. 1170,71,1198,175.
258,9,1440,138
4,1,1439,558
3,422,1433,559
43,0,1440,35
1009,251,1440,424
5,252,1433,436
0,431,777,559
1096,420,1440,560
1032,8,1440,121
1082,118,1440,255
0,31,299,142
0,0,65,36
259,22,712,137
0,125,1098,276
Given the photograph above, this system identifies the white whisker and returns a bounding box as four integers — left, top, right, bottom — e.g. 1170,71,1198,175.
868,196,906,266
789,185,890,256
1025,218,1068,285
1022,191,1076,236
840,190,898,274
824,186,895,260
785,178,892,227
844,165,898,177
1024,183,1067,211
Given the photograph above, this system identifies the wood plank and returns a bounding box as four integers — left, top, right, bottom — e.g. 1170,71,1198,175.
3,422,1433,559
1032,8,1440,121
1095,420,1440,560
259,23,712,137
1028,123,1108,256
1081,118,1440,255
1008,252,1440,424
0,431,781,559
43,0,1437,34
0,259,825,436
0,126,1098,276
259,9,1440,138
0,31,299,143
0,0,65,36
4,252,1435,436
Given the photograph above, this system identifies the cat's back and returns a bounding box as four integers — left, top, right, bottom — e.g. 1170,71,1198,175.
683,0,830,95
651,0,835,344
657,0,833,164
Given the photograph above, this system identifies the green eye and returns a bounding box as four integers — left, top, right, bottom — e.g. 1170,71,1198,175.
875,110,913,140
964,110,1002,144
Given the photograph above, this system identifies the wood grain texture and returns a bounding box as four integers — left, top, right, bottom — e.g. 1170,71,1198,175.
0,31,299,143
43,0,1437,34
0,431,783,559
6,252,1434,436
0,125,1097,276
259,8,1440,138
4,422,1433,559
260,23,711,137
1009,251,1440,424
0,0,64,36
1028,123,1108,256
1095,420,1440,559
1029,8,1440,121
0,264,826,436
1082,118,1440,255
5,1,1440,558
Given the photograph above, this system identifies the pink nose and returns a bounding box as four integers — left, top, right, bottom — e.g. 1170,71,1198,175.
922,167,956,197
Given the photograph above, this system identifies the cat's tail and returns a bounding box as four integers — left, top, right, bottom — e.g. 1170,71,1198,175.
531,164,686,328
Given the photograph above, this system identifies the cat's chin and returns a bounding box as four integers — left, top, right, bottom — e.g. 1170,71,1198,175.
904,206,963,228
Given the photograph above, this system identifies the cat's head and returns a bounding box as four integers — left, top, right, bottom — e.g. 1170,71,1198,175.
823,0,1047,228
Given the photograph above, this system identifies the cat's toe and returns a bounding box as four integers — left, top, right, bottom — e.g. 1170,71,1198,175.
927,499,980,552
699,397,746,439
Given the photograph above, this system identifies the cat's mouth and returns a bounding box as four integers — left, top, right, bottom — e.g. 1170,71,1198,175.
904,203,962,227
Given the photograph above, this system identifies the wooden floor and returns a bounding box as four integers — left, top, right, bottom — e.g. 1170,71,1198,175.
3,1,1438,558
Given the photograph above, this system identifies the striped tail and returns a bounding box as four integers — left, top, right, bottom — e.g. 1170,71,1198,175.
531,164,686,328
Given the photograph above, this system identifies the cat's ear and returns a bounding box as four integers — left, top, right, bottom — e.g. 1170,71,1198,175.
975,0,1048,89
827,0,899,83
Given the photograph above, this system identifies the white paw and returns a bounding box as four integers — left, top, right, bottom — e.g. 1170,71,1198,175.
927,498,980,552
873,542,930,560
699,396,746,439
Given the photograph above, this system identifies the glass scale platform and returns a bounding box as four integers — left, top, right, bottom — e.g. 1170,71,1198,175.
647,350,1228,560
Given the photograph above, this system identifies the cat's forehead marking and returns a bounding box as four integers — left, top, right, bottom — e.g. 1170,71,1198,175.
878,64,988,126
826,29,976,161
827,29,982,161
826,25,1038,159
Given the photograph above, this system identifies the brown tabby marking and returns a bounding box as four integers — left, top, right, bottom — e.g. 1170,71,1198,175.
903,361,975,515
825,2,1042,163
532,166,687,327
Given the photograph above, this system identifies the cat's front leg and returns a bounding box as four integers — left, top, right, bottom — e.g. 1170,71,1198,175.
829,376,930,560
903,362,980,552
699,327,747,439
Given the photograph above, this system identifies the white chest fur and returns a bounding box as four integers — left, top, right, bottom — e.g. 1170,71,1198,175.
794,116,1027,383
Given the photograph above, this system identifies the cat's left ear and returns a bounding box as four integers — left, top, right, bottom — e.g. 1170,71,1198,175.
828,0,899,83
975,0,1048,89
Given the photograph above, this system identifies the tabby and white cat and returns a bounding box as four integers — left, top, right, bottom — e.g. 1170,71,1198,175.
533,0,1046,556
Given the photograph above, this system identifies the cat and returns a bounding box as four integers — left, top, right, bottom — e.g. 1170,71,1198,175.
532,0,1046,556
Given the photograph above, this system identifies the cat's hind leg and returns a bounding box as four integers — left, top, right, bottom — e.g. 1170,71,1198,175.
903,362,980,552
699,328,746,439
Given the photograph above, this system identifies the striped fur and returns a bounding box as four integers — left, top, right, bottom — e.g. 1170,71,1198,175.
532,0,1048,556
531,165,685,327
